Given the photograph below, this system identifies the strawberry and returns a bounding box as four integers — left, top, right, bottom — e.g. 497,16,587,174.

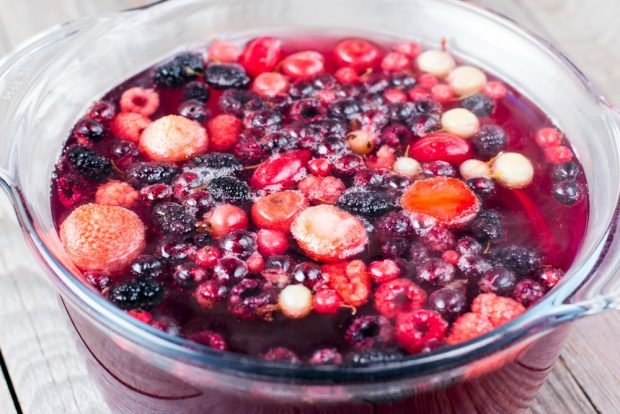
250,150,311,190
446,312,494,345
240,36,283,77
291,205,368,263
470,293,525,328
139,115,208,162
410,132,473,165
297,175,345,204
323,260,370,307
334,39,382,71
251,190,308,233
395,310,448,354
60,203,146,273
110,112,152,143
207,114,242,151
401,177,480,227
281,51,325,79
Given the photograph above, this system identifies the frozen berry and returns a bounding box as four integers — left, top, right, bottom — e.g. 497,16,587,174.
219,230,257,260
456,236,483,256
183,81,210,102
374,210,415,243
178,99,210,123
395,41,422,58
195,280,228,309
483,81,507,99
110,112,152,143
457,254,493,282
156,237,196,263
469,209,503,241
194,246,222,268
260,347,300,363
214,257,249,286
207,176,250,204
368,260,401,284
60,204,146,273
395,310,448,355
466,177,496,198
95,180,139,208
478,267,517,296
308,348,343,365
471,292,525,327
73,118,105,144
421,160,457,178
152,202,196,236
419,225,456,253
513,278,544,307
428,288,466,322
128,309,153,324
67,145,112,182
416,258,455,287
130,255,165,279
324,260,371,307
140,184,172,204
312,289,342,315
374,278,426,318
55,173,93,208
461,93,495,117
551,161,580,182
89,100,116,123
345,315,393,350
154,52,204,88
337,189,394,218
472,124,508,158
308,158,331,176
228,279,276,320
257,229,289,256
292,205,368,263
278,284,313,319
109,278,164,310
291,262,324,290
553,180,585,206
490,245,541,277
187,330,228,351
204,204,248,238
126,162,180,188
173,262,208,290
140,115,208,163
384,88,408,103
536,267,564,290
120,87,160,116
446,312,493,345
204,63,250,89
251,190,308,233
240,37,283,77
535,127,562,148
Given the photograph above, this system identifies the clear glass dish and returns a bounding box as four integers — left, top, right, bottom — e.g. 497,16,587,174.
0,0,619,412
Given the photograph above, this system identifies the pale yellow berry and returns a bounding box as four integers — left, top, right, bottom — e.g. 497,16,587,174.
448,66,487,96
393,157,421,178
278,284,313,319
346,128,375,155
441,108,480,138
491,152,534,189
416,50,456,77
459,159,491,179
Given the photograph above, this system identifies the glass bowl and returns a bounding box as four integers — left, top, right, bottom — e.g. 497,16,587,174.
0,0,619,412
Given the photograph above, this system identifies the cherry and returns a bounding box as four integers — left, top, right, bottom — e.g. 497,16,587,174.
257,229,289,256
312,289,342,314
395,41,423,58
410,132,473,165
194,246,222,268
308,158,331,176
203,204,248,238
252,72,289,97
335,67,359,84
334,38,381,70
208,40,241,63
381,52,409,72
281,51,325,79
240,36,283,77
250,150,312,190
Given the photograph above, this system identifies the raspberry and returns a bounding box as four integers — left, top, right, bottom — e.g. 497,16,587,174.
544,145,573,164
126,162,180,188
187,330,228,351
205,63,250,89
324,260,370,307
292,206,368,263
111,112,152,143
535,127,562,148
308,348,343,365
419,225,456,253
228,279,276,320
120,87,160,116
312,289,342,314
55,173,94,208
251,191,308,233
152,202,196,236
472,124,508,158
345,315,393,350
140,115,208,163
471,293,526,327
441,250,460,266
298,175,346,205
207,176,250,204
130,255,164,279
154,52,205,88
469,209,503,241
195,280,228,309
108,278,164,310
73,118,105,145
219,230,257,260
260,347,300,363
490,245,541,277
368,259,401,284
374,278,426,318
416,258,455,287
337,189,394,217
203,204,248,238
208,40,241,63
446,312,494,345
60,203,146,272
395,310,448,354
461,93,495,117
95,180,139,208
66,145,113,182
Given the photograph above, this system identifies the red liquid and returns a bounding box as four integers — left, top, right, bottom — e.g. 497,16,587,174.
51,34,588,412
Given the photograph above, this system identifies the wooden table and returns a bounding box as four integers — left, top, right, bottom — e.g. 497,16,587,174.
1,1,618,413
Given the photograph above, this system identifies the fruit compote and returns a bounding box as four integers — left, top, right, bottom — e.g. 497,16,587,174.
51,35,588,365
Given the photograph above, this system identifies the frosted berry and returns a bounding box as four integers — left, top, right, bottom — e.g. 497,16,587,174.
513,278,545,307
120,87,160,116
368,260,401,284
394,310,448,354
478,267,517,296
416,258,456,287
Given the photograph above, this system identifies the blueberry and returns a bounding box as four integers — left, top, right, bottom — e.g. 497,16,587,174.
219,230,257,260
375,210,415,242
472,124,508,158
553,180,585,205
408,113,441,136
490,245,541,277
337,189,394,217
380,239,410,259
478,267,517,296
347,348,405,366
328,98,362,121
207,176,250,204
66,145,112,182
73,119,105,143
390,73,416,90
126,162,180,188
466,177,496,198
289,80,319,99
214,257,249,286
109,278,164,310
260,130,299,153
262,255,296,288
551,161,580,182
130,255,165,279
204,63,250,89
232,134,269,165
243,109,283,130
152,202,196,236
363,73,390,94
218,89,267,117
469,210,503,241
193,232,214,248
156,237,196,263
428,288,466,322
291,262,324,290
416,258,456,287
457,254,493,282
154,52,205,88
173,263,208,290
461,93,495,117
178,99,210,123
183,81,210,102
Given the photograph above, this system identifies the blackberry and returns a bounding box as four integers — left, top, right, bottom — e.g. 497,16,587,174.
73,118,105,143
183,80,210,102
347,348,405,366
152,202,196,235
490,245,541,276
472,124,508,158
178,99,210,123
207,176,250,204
466,177,496,198
126,162,180,188
243,109,283,130
130,255,165,279
337,189,394,217
218,89,267,117
109,278,164,310
553,180,585,205
66,145,112,182
388,102,418,123
328,98,362,121
551,161,580,182
470,210,503,241
154,52,205,88
461,93,495,117
478,267,517,296
205,63,250,90
345,315,393,350
185,153,242,183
